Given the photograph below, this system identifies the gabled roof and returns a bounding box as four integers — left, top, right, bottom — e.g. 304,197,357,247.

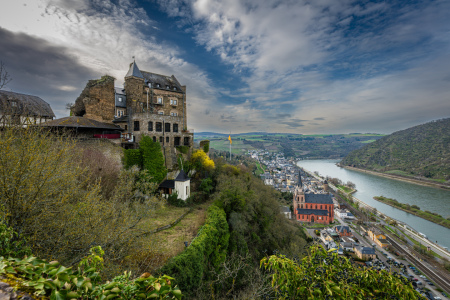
0,90,55,118
41,116,123,130
304,193,334,204
336,225,351,233
357,246,376,255
125,61,144,79
141,71,184,93
175,170,190,182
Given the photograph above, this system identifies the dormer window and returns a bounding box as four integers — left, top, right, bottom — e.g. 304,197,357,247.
156,83,160,88
148,83,152,88
166,85,170,89
173,87,177,91
118,97,123,102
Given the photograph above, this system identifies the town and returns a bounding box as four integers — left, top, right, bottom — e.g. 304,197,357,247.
248,148,449,300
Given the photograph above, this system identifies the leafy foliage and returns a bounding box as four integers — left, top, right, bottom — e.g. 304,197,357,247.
0,127,163,272
0,254,182,299
123,135,167,183
191,150,215,174
140,135,167,183
341,118,450,181
261,245,425,299
0,220,31,258
123,148,143,169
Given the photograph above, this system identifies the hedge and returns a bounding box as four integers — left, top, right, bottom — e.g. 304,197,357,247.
158,205,229,293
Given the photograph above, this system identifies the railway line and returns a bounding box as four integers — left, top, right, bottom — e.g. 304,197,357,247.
386,235,450,294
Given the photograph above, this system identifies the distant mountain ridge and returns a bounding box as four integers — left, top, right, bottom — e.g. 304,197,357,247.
340,118,450,181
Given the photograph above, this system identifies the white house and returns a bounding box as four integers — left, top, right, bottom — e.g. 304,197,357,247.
158,170,191,200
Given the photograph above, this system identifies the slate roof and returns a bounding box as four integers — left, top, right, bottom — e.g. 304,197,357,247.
0,90,55,118
141,71,184,93
280,206,291,213
296,209,329,216
41,116,123,130
175,170,190,182
357,246,376,255
125,61,144,79
159,180,175,189
336,225,351,233
113,115,129,123
304,193,333,204
115,87,126,95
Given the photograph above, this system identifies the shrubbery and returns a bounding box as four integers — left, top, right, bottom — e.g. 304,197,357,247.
158,205,229,293
262,245,424,299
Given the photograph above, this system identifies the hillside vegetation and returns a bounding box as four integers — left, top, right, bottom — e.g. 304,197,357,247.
340,118,450,182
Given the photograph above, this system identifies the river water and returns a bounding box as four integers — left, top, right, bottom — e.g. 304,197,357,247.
297,159,450,249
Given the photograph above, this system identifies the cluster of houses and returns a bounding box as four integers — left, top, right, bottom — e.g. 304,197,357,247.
320,226,377,261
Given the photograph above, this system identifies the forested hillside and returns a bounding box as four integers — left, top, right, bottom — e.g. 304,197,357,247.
340,118,450,181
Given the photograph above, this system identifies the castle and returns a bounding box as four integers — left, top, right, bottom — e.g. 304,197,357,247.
72,61,193,168
293,175,334,224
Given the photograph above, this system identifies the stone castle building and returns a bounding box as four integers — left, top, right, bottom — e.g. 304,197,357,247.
293,175,334,224
72,61,193,168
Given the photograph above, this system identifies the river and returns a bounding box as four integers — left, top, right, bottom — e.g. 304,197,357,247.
297,159,450,249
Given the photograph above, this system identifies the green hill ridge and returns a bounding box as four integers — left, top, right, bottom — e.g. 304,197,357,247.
340,118,450,182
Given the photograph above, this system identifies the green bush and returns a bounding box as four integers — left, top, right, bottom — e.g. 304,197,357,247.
176,146,189,154
0,220,31,258
158,205,229,293
123,149,143,169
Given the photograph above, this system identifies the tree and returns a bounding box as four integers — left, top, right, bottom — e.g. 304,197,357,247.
262,245,423,299
140,135,167,183
0,127,162,270
346,181,356,189
0,61,11,89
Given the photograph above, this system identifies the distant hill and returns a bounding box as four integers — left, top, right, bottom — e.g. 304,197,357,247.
195,132,384,159
340,118,450,182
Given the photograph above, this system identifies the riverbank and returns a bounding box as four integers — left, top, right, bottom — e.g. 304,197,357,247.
338,165,450,190
373,196,450,229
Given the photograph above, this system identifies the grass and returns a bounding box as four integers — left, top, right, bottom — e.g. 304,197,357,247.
361,139,376,143
136,201,211,271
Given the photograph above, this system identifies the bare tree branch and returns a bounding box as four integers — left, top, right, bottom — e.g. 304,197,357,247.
0,61,12,90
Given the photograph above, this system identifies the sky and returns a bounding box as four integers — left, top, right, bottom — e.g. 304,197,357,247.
0,0,449,134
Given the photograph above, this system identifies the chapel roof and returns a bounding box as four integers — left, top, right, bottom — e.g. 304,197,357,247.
304,193,334,204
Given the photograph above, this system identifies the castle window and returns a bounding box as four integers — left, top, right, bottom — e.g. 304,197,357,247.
170,99,177,106
148,121,153,131
166,136,169,143
183,137,190,146
160,136,163,143
173,123,178,132
156,122,162,132
153,136,156,142
170,112,178,116
156,97,163,104
158,111,164,115
165,123,171,132
174,137,180,146
133,121,140,131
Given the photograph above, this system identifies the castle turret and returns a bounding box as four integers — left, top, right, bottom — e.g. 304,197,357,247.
124,61,145,111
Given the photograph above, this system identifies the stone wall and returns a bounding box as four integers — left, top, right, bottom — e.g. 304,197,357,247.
72,76,115,123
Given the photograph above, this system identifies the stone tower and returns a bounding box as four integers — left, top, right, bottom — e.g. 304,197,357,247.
124,61,145,111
